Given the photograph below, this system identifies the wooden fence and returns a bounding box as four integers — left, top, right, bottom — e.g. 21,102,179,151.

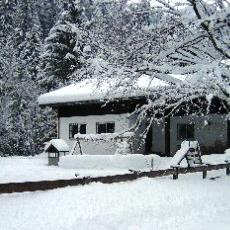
0,162,229,194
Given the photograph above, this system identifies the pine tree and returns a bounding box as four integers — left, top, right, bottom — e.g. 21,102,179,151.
0,0,58,156
37,0,64,39
40,0,89,90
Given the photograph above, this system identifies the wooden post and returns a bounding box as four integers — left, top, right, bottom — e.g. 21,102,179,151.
225,161,230,175
151,158,154,170
202,169,207,179
173,167,179,180
165,117,171,156
77,138,83,155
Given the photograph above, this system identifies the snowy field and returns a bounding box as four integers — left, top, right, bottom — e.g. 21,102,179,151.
0,156,129,183
0,172,229,230
0,154,228,183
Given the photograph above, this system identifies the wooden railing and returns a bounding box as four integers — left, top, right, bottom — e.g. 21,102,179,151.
171,162,230,180
0,162,229,194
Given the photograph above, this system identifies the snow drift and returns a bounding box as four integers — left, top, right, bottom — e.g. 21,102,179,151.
59,154,155,170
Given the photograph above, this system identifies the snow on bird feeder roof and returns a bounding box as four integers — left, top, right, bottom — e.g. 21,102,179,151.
38,75,183,106
45,139,69,152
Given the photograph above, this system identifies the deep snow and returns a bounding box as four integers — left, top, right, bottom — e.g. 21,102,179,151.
0,154,228,183
0,173,229,230
59,154,154,170
0,156,129,183
38,76,167,105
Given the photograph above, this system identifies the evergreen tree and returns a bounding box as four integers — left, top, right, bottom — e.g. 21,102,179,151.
37,0,64,39
40,0,89,90
0,0,59,156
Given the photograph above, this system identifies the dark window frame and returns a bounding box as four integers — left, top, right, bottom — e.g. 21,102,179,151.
177,123,195,140
69,123,87,139
96,122,115,134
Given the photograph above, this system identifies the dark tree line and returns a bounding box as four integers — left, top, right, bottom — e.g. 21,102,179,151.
0,0,63,156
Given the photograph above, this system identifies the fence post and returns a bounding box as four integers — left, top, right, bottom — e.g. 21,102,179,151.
225,161,230,175
151,158,154,170
202,169,207,179
173,167,179,180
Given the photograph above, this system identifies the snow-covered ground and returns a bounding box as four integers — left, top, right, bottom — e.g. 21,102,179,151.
0,172,229,230
59,154,155,170
0,156,129,183
0,154,228,183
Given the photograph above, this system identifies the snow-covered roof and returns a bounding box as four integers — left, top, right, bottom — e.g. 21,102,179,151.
38,76,169,106
38,74,187,106
45,139,69,152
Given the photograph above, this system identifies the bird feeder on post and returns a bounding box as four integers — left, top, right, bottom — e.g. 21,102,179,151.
44,139,69,166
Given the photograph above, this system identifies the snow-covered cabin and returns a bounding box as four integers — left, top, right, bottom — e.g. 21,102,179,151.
38,76,230,156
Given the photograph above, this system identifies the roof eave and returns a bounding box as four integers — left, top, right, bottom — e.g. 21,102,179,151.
38,95,147,108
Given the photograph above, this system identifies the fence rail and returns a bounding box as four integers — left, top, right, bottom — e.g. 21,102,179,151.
0,162,229,194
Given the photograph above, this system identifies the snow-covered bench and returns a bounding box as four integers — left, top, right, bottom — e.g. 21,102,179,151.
170,141,204,179
171,141,202,167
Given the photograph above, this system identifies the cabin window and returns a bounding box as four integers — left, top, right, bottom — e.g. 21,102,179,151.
69,123,87,139
96,122,115,134
177,123,194,140
79,124,87,134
